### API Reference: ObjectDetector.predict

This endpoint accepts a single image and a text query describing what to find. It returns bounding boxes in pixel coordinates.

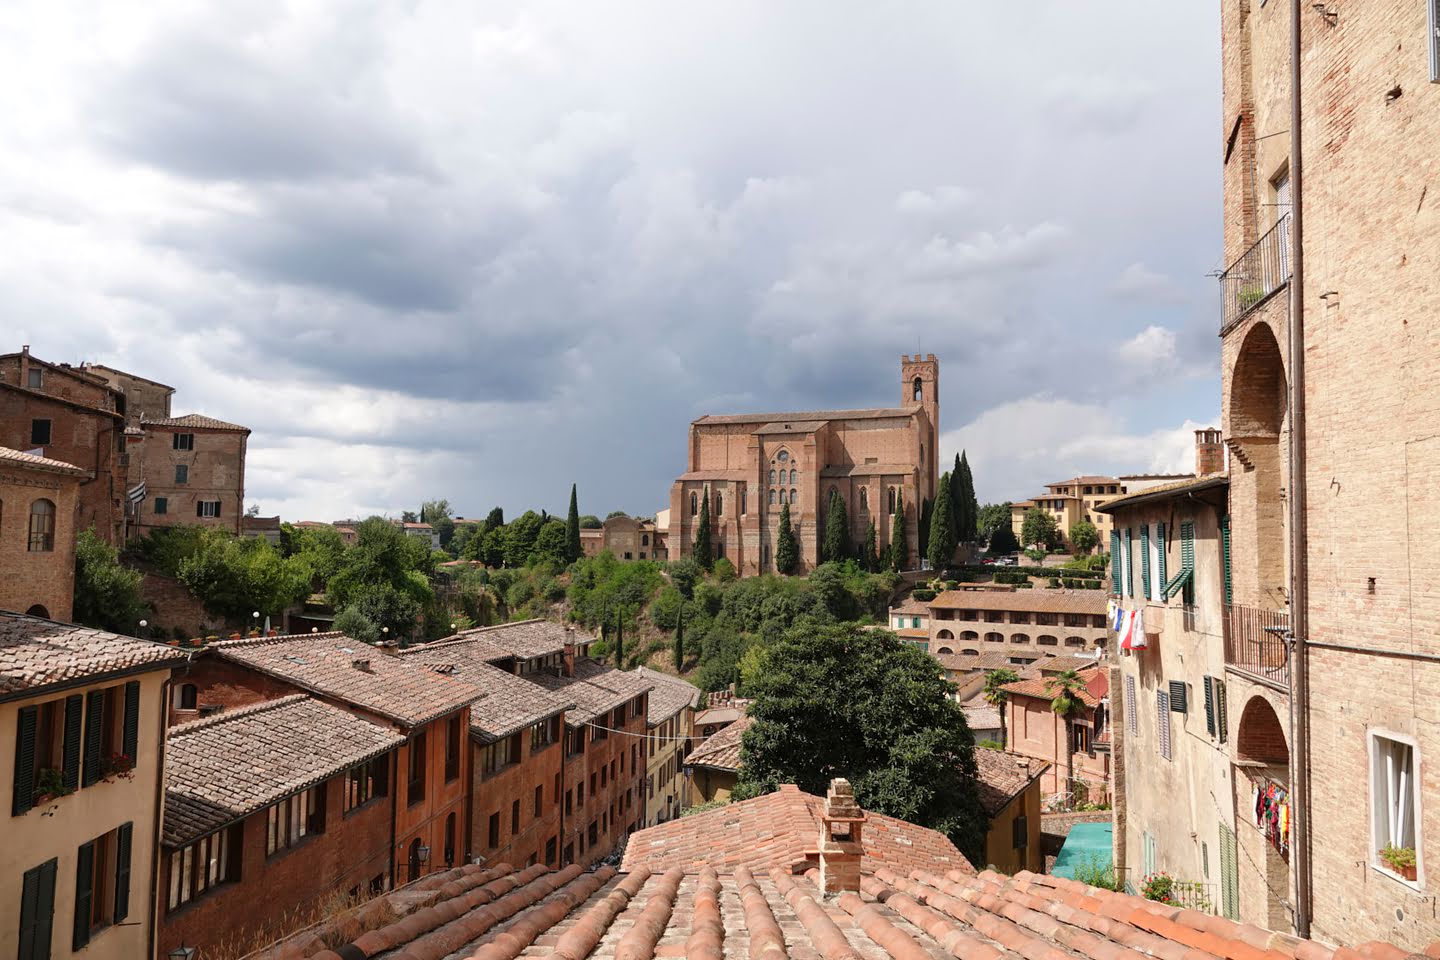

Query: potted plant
[102,752,136,782]
[1140,872,1177,904]
[32,767,67,805]
[1381,845,1417,881]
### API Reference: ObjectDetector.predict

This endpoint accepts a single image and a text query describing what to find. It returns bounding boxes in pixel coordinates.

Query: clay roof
[973,748,1048,815]
[929,589,1107,615]
[694,704,747,727]
[1000,666,1108,708]
[208,632,482,728]
[162,695,404,846]
[1025,653,1105,676]
[1046,475,1123,487]
[398,641,573,743]
[622,783,972,876]
[820,462,919,478]
[895,628,929,640]
[400,521,434,530]
[934,651,1043,674]
[694,406,919,426]
[632,667,701,725]
[753,420,826,434]
[889,597,931,616]
[962,703,1002,732]
[1096,473,1229,513]
[688,714,752,772]
[0,612,184,700]
[432,619,589,661]
[141,413,249,432]
[524,658,655,726]
[0,445,90,477]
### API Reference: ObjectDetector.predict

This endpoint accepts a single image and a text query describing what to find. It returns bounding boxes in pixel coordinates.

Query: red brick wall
[130,425,247,537]
[561,700,649,864]
[177,657,300,719]
[141,572,226,639]
[394,709,470,884]
[157,765,394,957]
[0,465,80,620]
[472,731,564,869]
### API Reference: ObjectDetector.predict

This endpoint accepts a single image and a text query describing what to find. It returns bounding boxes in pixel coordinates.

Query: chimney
[562,626,576,677]
[818,778,865,895]
[1015,757,1031,776]
[1195,428,1225,476]
[352,658,372,673]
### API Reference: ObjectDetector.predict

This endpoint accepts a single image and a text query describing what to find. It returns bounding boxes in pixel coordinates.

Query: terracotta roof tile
[398,640,572,742]
[688,714,751,771]
[163,695,404,846]
[431,619,592,661]
[0,612,184,698]
[1096,473,1228,513]
[632,667,701,725]
[973,748,1047,815]
[141,412,249,432]
[929,589,1108,614]
[694,406,919,425]
[209,632,482,728]
[0,445,89,477]
[524,657,654,726]
[889,598,931,616]
[1000,665,1108,707]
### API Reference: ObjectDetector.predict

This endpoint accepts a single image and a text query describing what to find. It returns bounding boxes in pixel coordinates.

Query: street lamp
[138,619,147,639]
[167,947,196,960]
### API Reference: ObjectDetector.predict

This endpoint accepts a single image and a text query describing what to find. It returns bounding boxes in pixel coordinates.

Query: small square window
[30,419,52,445]
[173,433,195,451]
[197,500,221,519]
[26,368,43,389]
[154,497,169,516]
[175,464,189,485]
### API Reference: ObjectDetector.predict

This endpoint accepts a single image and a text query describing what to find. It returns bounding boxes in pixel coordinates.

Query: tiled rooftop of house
[524,657,655,726]
[694,702,749,727]
[961,703,1002,732]
[163,695,404,847]
[0,611,185,698]
[434,619,591,662]
[0,444,89,476]
[973,747,1048,816]
[929,589,1107,614]
[890,597,931,617]
[934,650,1044,674]
[399,640,573,743]
[208,632,484,728]
[632,667,701,725]
[1001,665,1108,708]
[141,412,250,431]
[687,714,752,772]
[1095,473,1228,513]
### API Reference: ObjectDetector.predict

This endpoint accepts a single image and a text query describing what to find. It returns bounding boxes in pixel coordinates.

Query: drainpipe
[1286,0,1311,939]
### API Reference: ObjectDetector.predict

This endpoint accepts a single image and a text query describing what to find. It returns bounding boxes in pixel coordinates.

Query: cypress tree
[693,488,712,569]
[776,503,799,574]
[614,610,625,667]
[863,519,878,572]
[823,489,851,563]
[928,472,956,571]
[565,483,582,563]
[957,451,978,542]
[890,492,907,571]
[674,603,685,671]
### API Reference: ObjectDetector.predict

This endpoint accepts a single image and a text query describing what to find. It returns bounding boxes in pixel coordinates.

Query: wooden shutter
[1012,814,1027,850]
[122,681,140,764]
[1219,824,1240,920]
[18,858,57,960]
[1181,521,1196,603]
[1156,523,1167,595]
[196,500,204,517]
[13,704,38,816]
[62,695,83,792]
[114,822,133,922]
[73,839,95,950]
[1221,515,1233,606]
[1125,676,1137,734]
[1168,680,1188,714]
[1141,525,1151,600]
[1110,532,1122,592]
[1124,529,1134,597]
[1203,676,1216,737]
[1216,679,1229,743]
[1157,691,1172,760]
[82,690,103,787]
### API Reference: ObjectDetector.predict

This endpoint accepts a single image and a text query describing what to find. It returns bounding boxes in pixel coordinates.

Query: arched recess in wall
[1236,696,1289,765]
[936,629,954,640]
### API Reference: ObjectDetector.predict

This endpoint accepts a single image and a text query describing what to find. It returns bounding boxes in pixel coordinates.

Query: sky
[0,0,1223,521]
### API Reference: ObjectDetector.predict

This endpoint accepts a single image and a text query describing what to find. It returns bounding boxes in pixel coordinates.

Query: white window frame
[1431,0,1440,83]
[198,500,221,519]
[1368,728,1423,886]
[1121,528,1132,598]
[1148,525,1161,601]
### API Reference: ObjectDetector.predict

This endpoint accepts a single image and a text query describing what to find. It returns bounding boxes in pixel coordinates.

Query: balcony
[1219,213,1291,333]
[1223,604,1290,689]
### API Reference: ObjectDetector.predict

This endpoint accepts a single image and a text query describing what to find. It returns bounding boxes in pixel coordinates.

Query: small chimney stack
[1194,428,1225,476]
[818,778,865,895]
[352,658,372,673]
[562,626,576,677]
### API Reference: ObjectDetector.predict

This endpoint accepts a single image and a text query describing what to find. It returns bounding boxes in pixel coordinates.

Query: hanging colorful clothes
[1253,780,1290,855]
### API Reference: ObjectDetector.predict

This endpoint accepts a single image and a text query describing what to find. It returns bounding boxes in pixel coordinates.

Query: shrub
[1072,854,1121,891]
[912,588,937,601]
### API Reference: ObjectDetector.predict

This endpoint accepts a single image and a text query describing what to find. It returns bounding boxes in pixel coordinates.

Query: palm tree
[1045,669,1088,806]
[982,668,1021,747]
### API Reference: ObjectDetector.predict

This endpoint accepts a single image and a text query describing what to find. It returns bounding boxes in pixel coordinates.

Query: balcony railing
[1223,604,1290,688]
[1219,213,1291,331]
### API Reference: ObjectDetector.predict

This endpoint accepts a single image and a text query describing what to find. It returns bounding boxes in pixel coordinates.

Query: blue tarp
[1050,821,1113,879]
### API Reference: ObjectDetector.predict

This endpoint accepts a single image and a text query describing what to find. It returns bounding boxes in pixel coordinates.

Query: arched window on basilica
[714,493,723,515]
[789,468,797,484]
[779,490,787,505]
[770,468,776,484]
[912,376,923,401]
[769,489,776,505]
[859,487,868,512]
[790,488,798,505]
[887,487,897,514]
[689,492,698,516]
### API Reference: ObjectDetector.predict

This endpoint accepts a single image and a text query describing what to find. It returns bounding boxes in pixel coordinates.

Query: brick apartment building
[0,446,87,621]
[633,666,700,826]
[3,613,183,960]
[126,414,249,537]
[925,588,1110,657]
[157,695,405,957]
[578,514,665,562]
[0,348,126,545]
[667,355,939,575]
[176,632,480,887]
[1000,665,1111,805]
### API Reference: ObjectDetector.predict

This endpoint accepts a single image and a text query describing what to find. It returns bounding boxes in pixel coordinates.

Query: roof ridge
[169,693,310,737]
[210,630,348,650]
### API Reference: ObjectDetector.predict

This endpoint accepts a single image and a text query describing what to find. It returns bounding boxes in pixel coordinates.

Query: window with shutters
[73,822,132,949]
[1162,521,1195,603]
[18,857,58,960]
[166,824,241,912]
[1157,690,1172,760]
[154,496,168,515]
[197,500,222,518]
[13,686,134,816]
[1140,525,1151,599]
[1110,531,1122,593]
[1012,814,1028,850]
[1221,515,1233,605]
[1202,676,1229,742]
[444,714,462,782]
[265,785,325,856]
[1121,529,1133,597]
[1125,675,1138,735]
[1219,825,1240,920]
[174,464,189,485]
[1369,731,1422,883]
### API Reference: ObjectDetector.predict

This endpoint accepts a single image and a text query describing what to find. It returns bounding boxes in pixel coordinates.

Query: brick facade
[472,727,564,871]
[0,450,84,621]
[127,418,249,536]
[560,699,649,865]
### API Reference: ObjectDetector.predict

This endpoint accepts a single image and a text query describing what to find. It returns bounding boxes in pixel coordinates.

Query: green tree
[530,519,570,568]
[1021,507,1059,551]
[333,606,381,644]
[956,451,978,542]
[579,514,602,529]
[775,503,799,574]
[177,531,310,624]
[613,610,625,667]
[823,489,851,563]
[977,502,1012,541]
[918,497,933,564]
[667,557,703,599]
[421,499,455,551]
[73,529,148,633]
[501,511,546,568]
[343,582,422,642]
[485,507,505,529]
[565,484,583,563]
[606,510,630,520]
[401,510,419,523]
[674,602,686,671]
[327,517,435,629]
[1069,519,1100,555]
[291,524,347,585]
[1046,670,1088,798]
[982,668,1021,747]
[862,520,878,573]
[693,490,713,569]
[733,623,987,862]
[890,492,907,571]
[927,472,956,571]
[989,523,1020,556]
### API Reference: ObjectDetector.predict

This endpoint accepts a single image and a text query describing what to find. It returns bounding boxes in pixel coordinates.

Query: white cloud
[1110,261,1184,303]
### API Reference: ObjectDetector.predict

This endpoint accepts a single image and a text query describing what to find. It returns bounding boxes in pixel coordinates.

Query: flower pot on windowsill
[1380,846,1417,881]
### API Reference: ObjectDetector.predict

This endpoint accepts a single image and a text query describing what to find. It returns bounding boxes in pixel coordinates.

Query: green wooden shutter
[1203,676,1216,737]
[13,705,38,816]
[62,695,83,792]
[1141,525,1151,600]
[18,858,57,960]
[1110,532,1122,592]
[1216,679,1229,743]
[1219,824,1240,920]
[1156,523,1167,596]
[122,681,140,765]
[114,822,133,922]
[1221,515,1233,606]
[82,690,103,787]
[1181,522,1196,605]
[73,839,95,950]
[1124,529,1134,597]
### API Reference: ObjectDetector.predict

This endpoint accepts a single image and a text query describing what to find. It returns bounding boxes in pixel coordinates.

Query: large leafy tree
[927,472,956,571]
[775,503,799,574]
[977,502,1013,541]
[889,492,907,571]
[982,668,1021,747]
[327,517,434,638]
[421,499,455,551]
[955,452,978,542]
[178,530,311,624]
[565,484,583,563]
[693,490,712,569]
[1020,506,1060,551]
[73,529,148,633]
[530,520,570,568]
[734,623,987,863]
[823,489,851,563]
[501,511,546,568]
[862,520,878,573]
[1069,519,1100,555]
